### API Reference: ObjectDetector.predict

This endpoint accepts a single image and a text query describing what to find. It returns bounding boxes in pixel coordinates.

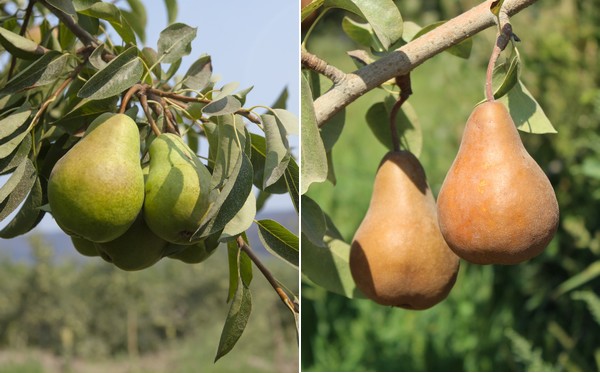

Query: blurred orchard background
[301,0,600,371]
[0,0,299,372]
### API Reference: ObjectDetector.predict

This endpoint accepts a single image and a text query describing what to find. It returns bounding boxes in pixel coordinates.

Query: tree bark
[311,0,538,126]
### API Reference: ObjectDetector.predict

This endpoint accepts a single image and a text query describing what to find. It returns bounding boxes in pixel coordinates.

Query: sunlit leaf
[0,27,46,59]
[300,75,327,194]
[366,99,422,156]
[301,195,326,248]
[210,114,246,189]
[0,134,31,175]
[181,54,212,91]
[215,275,252,362]
[500,80,557,134]
[157,23,196,64]
[0,51,69,95]
[262,114,291,188]
[202,96,242,117]
[0,158,37,222]
[0,177,44,238]
[46,0,78,21]
[222,192,256,240]
[256,219,299,267]
[164,0,178,24]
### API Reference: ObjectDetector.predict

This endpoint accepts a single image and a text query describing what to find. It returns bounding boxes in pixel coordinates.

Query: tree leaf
[0,51,69,95]
[0,27,46,59]
[157,23,197,64]
[271,87,288,110]
[124,0,147,43]
[553,261,600,298]
[213,82,240,101]
[182,54,212,91]
[341,17,375,46]
[221,192,256,240]
[302,0,324,21]
[46,0,78,21]
[248,134,289,194]
[226,238,252,302]
[78,46,143,100]
[140,47,161,80]
[325,0,403,50]
[215,275,252,362]
[301,195,326,247]
[0,109,32,142]
[500,80,557,134]
[320,109,345,151]
[0,114,33,160]
[210,115,246,189]
[492,51,520,100]
[262,114,291,189]
[0,158,37,222]
[272,108,299,136]
[412,21,472,59]
[256,219,299,267]
[0,134,31,175]
[300,75,327,194]
[301,235,365,299]
[285,156,300,213]
[163,0,178,24]
[79,2,136,44]
[0,177,44,238]
[202,96,242,117]
[88,44,108,70]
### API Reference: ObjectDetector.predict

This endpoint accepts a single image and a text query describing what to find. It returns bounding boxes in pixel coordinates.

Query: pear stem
[389,74,412,152]
[120,84,143,114]
[485,7,514,102]
[236,236,299,316]
[138,93,162,136]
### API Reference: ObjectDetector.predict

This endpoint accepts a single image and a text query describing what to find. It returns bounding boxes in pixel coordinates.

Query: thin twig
[485,9,514,102]
[301,50,346,85]
[119,84,143,114]
[236,236,299,315]
[138,92,161,136]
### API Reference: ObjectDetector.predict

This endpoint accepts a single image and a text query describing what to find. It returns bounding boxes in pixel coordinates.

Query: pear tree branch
[308,0,538,126]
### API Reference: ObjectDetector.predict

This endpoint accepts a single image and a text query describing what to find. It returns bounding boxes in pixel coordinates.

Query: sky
[0,0,300,233]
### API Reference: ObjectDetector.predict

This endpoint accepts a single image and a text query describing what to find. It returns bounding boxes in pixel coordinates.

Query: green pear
[48,114,144,242]
[95,214,167,271]
[70,236,99,257]
[143,133,212,244]
[165,232,221,264]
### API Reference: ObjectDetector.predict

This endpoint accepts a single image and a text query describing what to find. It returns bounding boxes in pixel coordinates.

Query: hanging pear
[143,133,212,244]
[437,101,559,265]
[350,151,460,310]
[48,114,144,242]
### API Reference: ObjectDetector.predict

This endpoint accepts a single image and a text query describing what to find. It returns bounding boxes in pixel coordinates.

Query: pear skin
[350,151,459,310]
[143,133,212,244]
[437,101,559,265]
[48,114,144,242]
[71,236,99,257]
[95,214,167,271]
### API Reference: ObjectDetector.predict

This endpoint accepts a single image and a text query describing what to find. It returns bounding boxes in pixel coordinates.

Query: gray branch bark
[311,0,538,126]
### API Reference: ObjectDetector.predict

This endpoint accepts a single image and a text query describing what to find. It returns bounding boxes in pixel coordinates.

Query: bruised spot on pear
[437,101,559,265]
[350,151,460,310]
[143,133,212,244]
[48,114,144,243]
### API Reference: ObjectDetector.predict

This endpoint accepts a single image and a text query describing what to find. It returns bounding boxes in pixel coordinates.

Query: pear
[95,214,167,271]
[350,151,460,310]
[437,101,559,265]
[71,236,99,257]
[144,133,212,244]
[48,114,144,242]
[165,238,220,264]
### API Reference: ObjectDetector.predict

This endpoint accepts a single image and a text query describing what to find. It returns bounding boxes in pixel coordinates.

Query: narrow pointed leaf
[157,23,197,64]
[0,177,44,238]
[262,114,291,188]
[164,0,178,24]
[500,80,557,134]
[78,46,143,100]
[0,158,37,222]
[300,75,327,194]
[256,219,299,267]
[285,157,299,212]
[222,192,256,240]
[0,27,46,59]
[301,195,326,247]
[0,134,31,175]
[46,0,78,20]
[273,108,299,136]
[215,280,252,362]
[182,54,212,90]
[0,52,69,95]
[210,115,246,189]
[0,109,32,142]
[202,96,242,117]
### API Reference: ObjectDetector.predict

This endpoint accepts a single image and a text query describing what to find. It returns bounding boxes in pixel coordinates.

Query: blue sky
[0,0,299,233]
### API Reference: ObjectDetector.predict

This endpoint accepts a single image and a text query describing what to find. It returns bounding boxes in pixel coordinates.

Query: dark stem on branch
[389,74,412,152]
[138,92,162,136]
[236,236,299,316]
[485,12,514,102]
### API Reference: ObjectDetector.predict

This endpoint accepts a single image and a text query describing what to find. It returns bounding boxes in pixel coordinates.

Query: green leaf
[181,54,212,91]
[202,96,242,117]
[325,0,403,50]
[79,2,136,44]
[341,17,375,46]
[210,115,246,189]
[78,46,143,100]
[88,44,108,70]
[0,27,46,59]
[0,115,33,160]
[226,238,252,301]
[302,235,365,299]
[412,21,472,59]
[213,82,240,101]
[163,58,181,81]
[140,47,161,80]
[301,195,326,247]
[222,192,256,240]
[196,153,253,238]
[272,108,299,136]
[248,134,289,194]
[492,51,521,100]
[490,0,506,17]
[553,261,600,298]
[0,134,31,175]
[320,109,345,151]
[0,158,37,222]
[46,0,78,21]
[285,157,300,212]
[0,177,44,238]
[572,291,600,325]
[500,80,557,134]
[271,87,288,110]
[124,0,147,43]
[262,114,291,188]
[157,23,197,64]
[300,74,327,194]
[366,99,422,156]
[215,276,252,362]
[256,219,299,267]
[302,0,324,21]
[0,51,69,95]
[0,109,32,143]
[164,0,178,24]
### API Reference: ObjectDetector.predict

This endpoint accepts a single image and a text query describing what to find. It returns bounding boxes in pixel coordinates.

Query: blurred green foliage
[0,237,297,372]
[302,0,600,371]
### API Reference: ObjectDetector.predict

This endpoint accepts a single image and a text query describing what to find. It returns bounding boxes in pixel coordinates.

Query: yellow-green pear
[95,214,167,271]
[48,114,144,242]
[350,151,460,310]
[165,232,221,264]
[437,101,559,265]
[71,236,99,257]
[143,133,212,244]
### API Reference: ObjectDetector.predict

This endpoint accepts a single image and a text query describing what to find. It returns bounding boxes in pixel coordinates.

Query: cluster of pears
[48,113,218,271]
[350,101,558,310]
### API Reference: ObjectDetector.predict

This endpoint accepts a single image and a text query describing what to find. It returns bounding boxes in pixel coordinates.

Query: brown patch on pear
[437,101,559,265]
[350,151,459,310]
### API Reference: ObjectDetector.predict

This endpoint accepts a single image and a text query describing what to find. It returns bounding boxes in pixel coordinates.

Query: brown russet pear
[437,101,559,265]
[48,113,144,242]
[350,151,460,310]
